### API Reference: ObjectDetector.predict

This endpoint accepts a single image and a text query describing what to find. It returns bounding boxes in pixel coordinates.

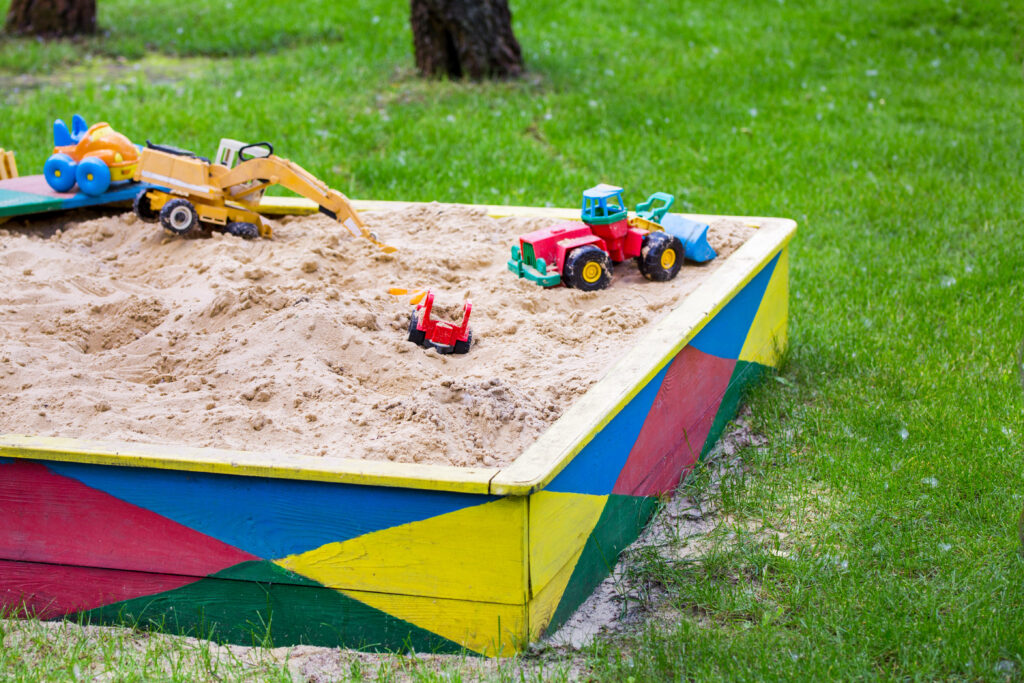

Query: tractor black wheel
[453,329,473,355]
[133,190,159,223]
[226,221,259,239]
[638,232,684,282]
[562,245,612,291]
[407,311,426,346]
[425,340,455,354]
[159,198,199,236]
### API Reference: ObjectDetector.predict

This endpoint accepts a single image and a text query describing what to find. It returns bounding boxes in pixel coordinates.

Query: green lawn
[1,0,1023,680]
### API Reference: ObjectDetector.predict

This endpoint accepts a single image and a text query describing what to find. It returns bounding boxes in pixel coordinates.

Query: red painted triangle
[0,461,257,616]
[0,559,202,620]
[612,346,736,497]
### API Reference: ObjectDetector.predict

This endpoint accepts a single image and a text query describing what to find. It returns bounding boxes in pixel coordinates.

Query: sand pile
[0,205,754,467]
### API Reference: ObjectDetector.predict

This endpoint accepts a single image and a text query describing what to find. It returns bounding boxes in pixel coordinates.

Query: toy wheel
[43,153,77,193]
[562,245,612,291]
[407,311,426,346]
[75,156,112,196]
[453,329,473,355]
[226,222,259,239]
[425,340,455,354]
[159,198,199,236]
[133,190,159,222]
[638,232,685,282]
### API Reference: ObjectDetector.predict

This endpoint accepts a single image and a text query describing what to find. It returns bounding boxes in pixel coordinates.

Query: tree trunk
[5,0,96,37]
[410,0,523,80]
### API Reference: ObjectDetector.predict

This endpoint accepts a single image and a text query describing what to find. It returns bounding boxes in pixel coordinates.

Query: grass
[1,0,1023,679]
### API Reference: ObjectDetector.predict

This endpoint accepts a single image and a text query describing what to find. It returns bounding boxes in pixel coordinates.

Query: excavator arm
[215,155,396,253]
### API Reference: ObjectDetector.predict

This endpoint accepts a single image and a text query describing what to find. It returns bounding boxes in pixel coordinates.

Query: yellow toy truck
[132,139,394,250]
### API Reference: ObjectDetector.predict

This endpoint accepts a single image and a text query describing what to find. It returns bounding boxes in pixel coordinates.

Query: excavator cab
[214,139,272,169]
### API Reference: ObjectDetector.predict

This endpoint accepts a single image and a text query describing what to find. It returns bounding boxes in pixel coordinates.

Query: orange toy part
[54,123,140,177]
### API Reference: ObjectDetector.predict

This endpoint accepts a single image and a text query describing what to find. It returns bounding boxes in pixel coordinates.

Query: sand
[0,205,754,468]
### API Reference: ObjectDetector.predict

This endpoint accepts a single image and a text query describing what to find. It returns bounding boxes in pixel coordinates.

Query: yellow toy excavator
[132,139,395,252]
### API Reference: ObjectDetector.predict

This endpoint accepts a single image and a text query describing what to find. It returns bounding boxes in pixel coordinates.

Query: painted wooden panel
[41,459,492,561]
[68,560,468,653]
[277,497,528,604]
[0,175,147,218]
[0,460,256,575]
[612,346,736,497]
[0,559,200,620]
[342,589,526,656]
[527,491,607,595]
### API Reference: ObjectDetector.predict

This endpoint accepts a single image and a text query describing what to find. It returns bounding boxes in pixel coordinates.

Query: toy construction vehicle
[43,115,141,196]
[507,184,716,291]
[406,290,473,354]
[131,138,395,251]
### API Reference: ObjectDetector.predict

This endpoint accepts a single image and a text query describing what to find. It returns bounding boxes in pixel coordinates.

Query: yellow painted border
[0,203,795,495]
[0,434,496,494]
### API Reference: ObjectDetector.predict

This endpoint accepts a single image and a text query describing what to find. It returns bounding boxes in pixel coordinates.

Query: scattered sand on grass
[0,206,753,467]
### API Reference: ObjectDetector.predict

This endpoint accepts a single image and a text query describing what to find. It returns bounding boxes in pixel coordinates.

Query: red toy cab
[407,290,472,354]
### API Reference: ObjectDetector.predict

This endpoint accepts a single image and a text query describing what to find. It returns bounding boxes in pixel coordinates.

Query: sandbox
[0,201,795,655]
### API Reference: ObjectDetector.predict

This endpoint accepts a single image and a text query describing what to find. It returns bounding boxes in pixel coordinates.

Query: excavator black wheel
[407,312,426,346]
[637,232,684,282]
[159,198,199,236]
[133,189,158,223]
[226,222,259,239]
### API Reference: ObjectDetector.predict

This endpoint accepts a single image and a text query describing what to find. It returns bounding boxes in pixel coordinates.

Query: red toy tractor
[407,290,472,354]
[507,183,685,291]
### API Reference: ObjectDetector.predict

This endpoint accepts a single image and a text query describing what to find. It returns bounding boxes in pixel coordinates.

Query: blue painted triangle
[43,460,494,560]
[546,363,670,495]
[690,251,780,360]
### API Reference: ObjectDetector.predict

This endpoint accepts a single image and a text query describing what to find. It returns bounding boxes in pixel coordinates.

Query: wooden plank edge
[0,435,497,494]
[489,218,796,496]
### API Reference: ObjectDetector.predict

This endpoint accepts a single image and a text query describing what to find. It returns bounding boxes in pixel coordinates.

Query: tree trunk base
[410,0,523,80]
[5,0,96,37]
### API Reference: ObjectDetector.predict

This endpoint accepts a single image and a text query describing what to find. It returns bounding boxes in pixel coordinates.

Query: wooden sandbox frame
[0,202,795,656]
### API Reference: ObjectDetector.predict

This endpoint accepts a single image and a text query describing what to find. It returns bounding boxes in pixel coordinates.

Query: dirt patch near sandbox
[0,206,754,467]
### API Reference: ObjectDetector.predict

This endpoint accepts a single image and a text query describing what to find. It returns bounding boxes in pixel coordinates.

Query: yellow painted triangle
[528,491,607,594]
[340,588,526,656]
[528,541,586,640]
[274,497,526,604]
[739,247,789,367]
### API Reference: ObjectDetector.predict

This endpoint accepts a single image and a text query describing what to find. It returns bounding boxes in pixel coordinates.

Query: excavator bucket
[661,213,717,263]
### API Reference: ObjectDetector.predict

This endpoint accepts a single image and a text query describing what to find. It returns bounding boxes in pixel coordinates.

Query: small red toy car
[407,290,472,354]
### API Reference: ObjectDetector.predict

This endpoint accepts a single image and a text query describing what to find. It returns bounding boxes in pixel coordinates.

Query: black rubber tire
[425,341,455,354]
[562,245,612,291]
[637,232,685,282]
[159,198,199,236]
[133,190,159,223]
[226,221,259,239]
[453,329,473,355]
[407,311,426,346]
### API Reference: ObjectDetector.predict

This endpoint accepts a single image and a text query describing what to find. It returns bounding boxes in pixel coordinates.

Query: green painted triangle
[210,559,321,586]
[547,494,658,633]
[700,359,770,458]
[73,560,466,653]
